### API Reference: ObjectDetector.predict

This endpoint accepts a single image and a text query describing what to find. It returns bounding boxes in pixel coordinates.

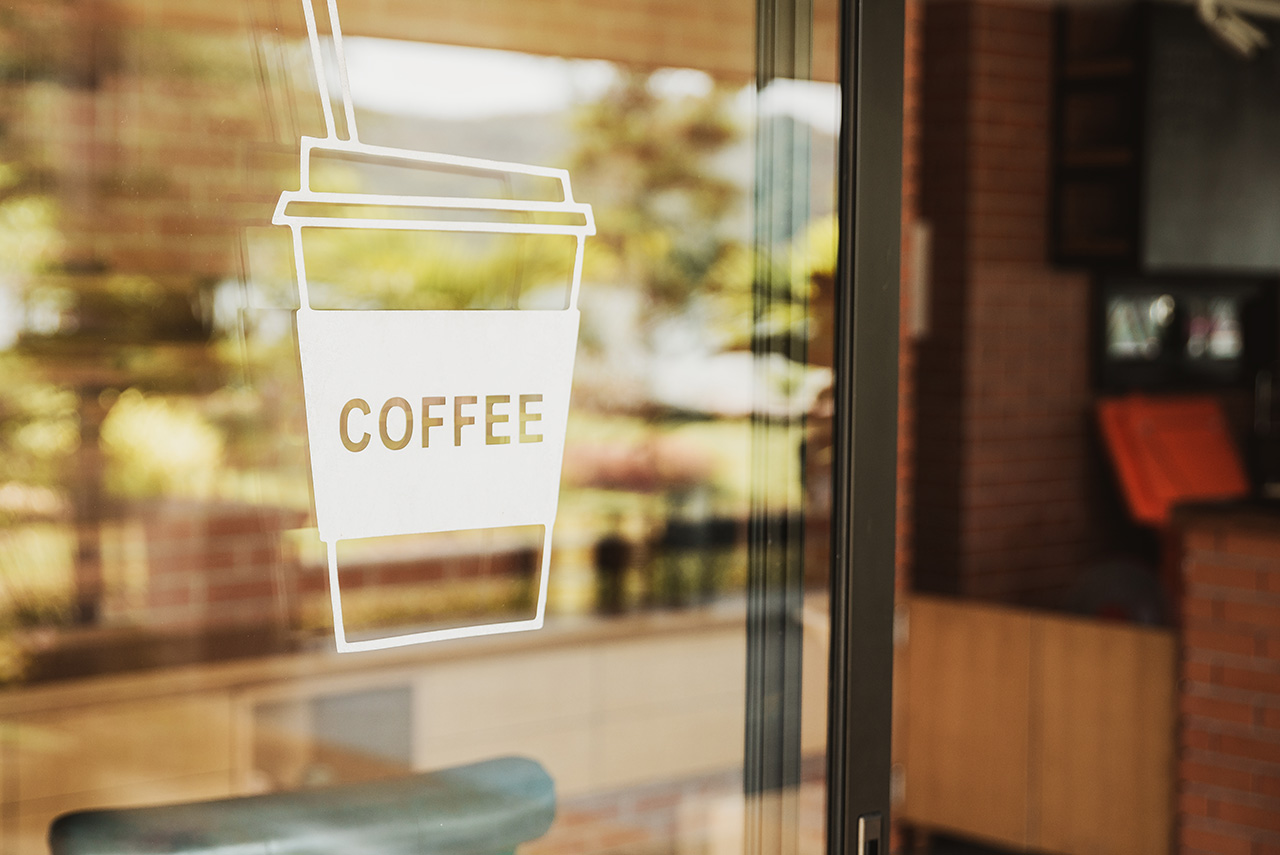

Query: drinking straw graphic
[274,0,594,652]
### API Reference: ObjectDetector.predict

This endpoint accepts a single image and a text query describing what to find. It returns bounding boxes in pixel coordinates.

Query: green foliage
[298,576,534,635]
[796,214,838,281]
[0,191,60,277]
[0,358,79,492]
[100,389,224,499]
[297,228,576,311]
[254,159,579,311]
[749,214,838,352]
[0,523,74,627]
[126,27,259,83]
[570,70,744,307]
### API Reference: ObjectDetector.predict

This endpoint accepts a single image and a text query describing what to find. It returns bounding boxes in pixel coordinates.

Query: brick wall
[914,0,972,597]
[897,0,921,592]
[5,2,304,633]
[1178,515,1280,855]
[12,2,292,278]
[891,6,920,850]
[5,0,848,639]
[139,502,306,627]
[104,0,766,83]
[913,0,1100,606]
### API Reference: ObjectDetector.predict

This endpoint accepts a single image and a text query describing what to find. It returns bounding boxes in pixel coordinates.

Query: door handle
[857,813,883,855]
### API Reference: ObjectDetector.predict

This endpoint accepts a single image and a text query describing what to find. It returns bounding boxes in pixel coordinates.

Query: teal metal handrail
[50,756,555,855]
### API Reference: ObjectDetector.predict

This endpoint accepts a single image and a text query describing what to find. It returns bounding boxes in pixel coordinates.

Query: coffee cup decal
[274,0,594,652]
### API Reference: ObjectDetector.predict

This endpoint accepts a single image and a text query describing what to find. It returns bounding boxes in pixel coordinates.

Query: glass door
[0,1,900,854]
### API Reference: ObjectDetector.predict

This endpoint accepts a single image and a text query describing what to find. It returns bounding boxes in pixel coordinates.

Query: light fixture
[1193,0,1280,57]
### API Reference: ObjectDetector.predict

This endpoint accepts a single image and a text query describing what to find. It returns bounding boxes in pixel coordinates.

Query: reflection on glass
[0,6,836,855]
[1186,296,1242,360]
[253,686,414,791]
[316,528,541,641]
[1105,293,1174,359]
[1106,292,1245,364]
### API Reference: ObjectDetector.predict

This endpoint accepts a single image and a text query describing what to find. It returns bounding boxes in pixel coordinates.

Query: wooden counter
[897,595,1176,855]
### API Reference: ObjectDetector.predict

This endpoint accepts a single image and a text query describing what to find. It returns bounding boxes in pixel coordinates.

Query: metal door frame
[827,0,904,850]
[745,0,903,850]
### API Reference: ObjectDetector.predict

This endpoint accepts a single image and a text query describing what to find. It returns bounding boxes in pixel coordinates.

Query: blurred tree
[0,7,245,626]
[292,226,576,311]
[567,70,822,363]
[570,69,746,315]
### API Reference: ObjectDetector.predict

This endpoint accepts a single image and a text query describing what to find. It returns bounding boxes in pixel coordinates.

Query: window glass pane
[0,2,840,854]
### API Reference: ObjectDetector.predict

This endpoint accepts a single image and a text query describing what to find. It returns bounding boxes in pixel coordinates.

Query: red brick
[914,0,1100,604]
[1218,666,1280,697]
[1261,569,1280,595]
[1221,600,1280,630]
[1218,733,1280,766]
[596,828,651,849]
[196,547,239,571]
[1185,596,1220,621]
[238,545,281,567]
[1213,800,1280,834]
[1182,694,1256,726]
[296,575,327,595]
[1180,791,1212,819]
[1184,728,1220,752]
[1180,824,1253,855]
[146,586,193,609]
[1255,773,1280,800]
[1181,759,1254,793]
[206,513,266,537]
[377,562,449,585]
[1185,526,1226,553]
[1185,659,1218,684]
[207,580,276,603]
[1186,626,1259,658]
[1188,560,1264,592]
[1224,531,1280,563]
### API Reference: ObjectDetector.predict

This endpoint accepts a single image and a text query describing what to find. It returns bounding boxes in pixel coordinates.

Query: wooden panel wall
[1036,616,1176,855]
[901,597,1032,849]
[898,595,1176,855]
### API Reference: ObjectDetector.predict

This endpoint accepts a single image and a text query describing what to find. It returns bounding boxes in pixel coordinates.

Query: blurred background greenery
[0,8,834,679]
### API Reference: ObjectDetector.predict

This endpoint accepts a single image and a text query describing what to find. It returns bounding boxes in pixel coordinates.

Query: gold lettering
[421,396,444,447]
[455,395,477,446]
[340,398,371,452]
[486,395,511,445]
[519,394,543,444]
[379,397,412,450]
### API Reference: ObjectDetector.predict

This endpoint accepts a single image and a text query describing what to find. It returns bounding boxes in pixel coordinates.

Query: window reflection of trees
[0,11,829,680]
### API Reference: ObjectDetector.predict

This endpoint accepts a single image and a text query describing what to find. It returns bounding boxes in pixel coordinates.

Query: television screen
[1097,277,1274,390]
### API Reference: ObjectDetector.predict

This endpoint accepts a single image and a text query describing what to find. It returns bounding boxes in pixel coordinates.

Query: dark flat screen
[1144,5,1280,273]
